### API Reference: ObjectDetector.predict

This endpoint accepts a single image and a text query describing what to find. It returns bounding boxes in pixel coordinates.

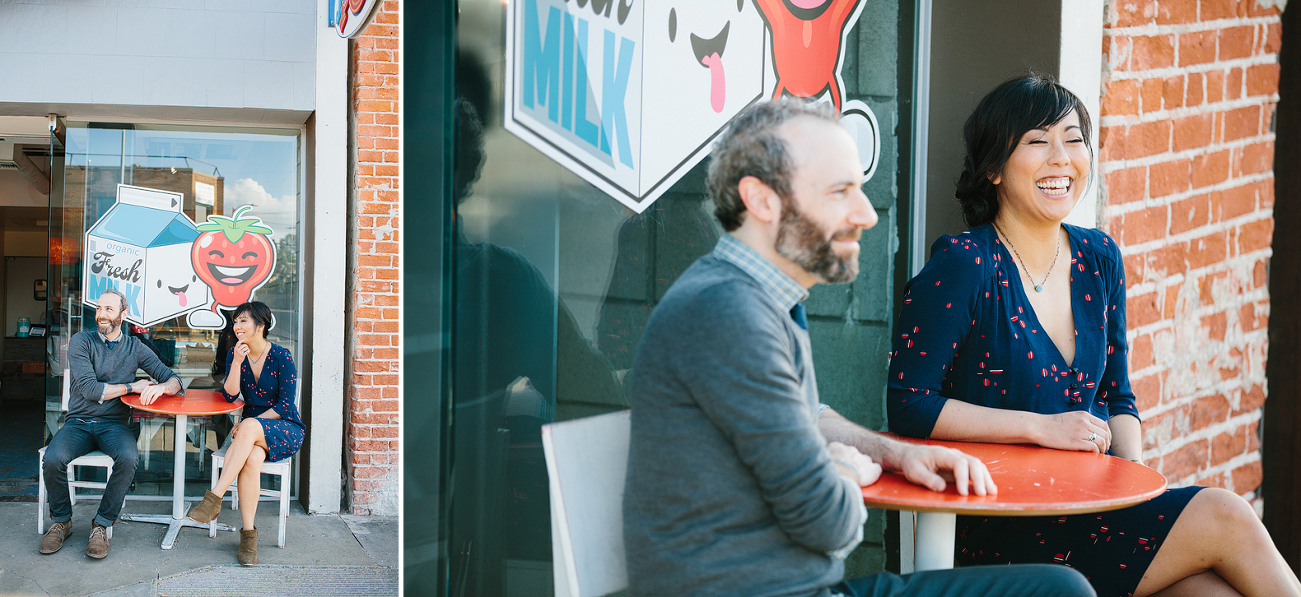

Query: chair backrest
[60,368,70,412]
[541,409,630,597]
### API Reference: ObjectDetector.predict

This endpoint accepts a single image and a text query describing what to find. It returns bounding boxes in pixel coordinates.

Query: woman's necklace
[248,343,268,365]
[994,222,1060,293]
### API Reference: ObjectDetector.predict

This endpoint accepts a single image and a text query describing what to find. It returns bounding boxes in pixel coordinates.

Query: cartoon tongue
[701,52,725,113]
[173,291,187,307]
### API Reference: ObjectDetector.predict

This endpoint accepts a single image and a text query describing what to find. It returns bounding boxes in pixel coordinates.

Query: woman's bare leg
[212,419,267,497]
[1148,571,1240,597]
[1135,488,1300,597]
[237,447,266,531]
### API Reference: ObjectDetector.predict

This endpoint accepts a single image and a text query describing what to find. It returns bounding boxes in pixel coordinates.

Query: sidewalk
[0,500,396,597]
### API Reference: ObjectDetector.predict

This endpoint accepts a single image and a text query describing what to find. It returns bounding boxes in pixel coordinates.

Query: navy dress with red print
[222,343,306,463]
[887,223,1202,597]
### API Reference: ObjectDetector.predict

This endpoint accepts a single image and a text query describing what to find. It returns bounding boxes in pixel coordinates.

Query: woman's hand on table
[894,442,998,497]
[1036,411,1111,453]
[827,441,883,487]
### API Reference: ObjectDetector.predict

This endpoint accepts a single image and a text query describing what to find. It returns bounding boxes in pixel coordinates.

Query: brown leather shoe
[39,521,72,554]
[86,524,110,559]
[238,528,257,565]
[187,490,223,524]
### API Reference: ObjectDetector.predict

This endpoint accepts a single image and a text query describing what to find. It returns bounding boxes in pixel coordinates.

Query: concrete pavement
[0,499,396,597]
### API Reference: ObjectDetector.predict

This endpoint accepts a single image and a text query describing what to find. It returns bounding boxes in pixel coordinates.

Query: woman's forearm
[1108,413,1142,461]
[931,399,1046,444]
[223,367,242,397]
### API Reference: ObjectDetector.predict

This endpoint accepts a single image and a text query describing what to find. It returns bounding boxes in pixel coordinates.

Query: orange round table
[863,438,1167,571]
[120,390,243,549]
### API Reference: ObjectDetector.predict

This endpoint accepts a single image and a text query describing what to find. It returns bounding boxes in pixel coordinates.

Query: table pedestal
[913,511,957,571]
[120,413,236,548]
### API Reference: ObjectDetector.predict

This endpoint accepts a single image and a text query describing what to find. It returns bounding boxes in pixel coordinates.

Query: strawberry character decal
[753,0,863,110]
[185,206,276,330]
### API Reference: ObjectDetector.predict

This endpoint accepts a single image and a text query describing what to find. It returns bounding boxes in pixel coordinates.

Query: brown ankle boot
[187,490,222,524]
[238,528,257,565]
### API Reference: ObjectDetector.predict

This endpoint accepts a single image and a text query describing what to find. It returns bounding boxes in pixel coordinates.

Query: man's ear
[737,176,781,225]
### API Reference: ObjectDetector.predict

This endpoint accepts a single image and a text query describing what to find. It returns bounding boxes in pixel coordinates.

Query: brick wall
[1099,0,1280,506]
[347,0,400,516]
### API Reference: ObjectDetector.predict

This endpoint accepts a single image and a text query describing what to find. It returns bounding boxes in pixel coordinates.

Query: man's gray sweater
[623,254,863,597]
[67,330,179,423]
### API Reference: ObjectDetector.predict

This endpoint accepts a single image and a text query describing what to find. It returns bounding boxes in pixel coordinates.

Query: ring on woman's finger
[1088,433,1097,442]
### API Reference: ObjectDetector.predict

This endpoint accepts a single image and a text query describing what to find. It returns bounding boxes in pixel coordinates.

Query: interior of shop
[0,119,60,502]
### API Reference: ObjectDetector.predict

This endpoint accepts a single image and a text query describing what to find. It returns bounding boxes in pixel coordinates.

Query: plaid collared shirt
[712,233,809,312]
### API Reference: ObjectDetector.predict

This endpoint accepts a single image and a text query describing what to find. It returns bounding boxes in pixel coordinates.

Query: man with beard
[623,101,1094,597]
[40,289,182,559]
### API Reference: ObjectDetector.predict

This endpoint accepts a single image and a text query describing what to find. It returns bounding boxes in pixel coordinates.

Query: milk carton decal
[82,185,212,326]
[505,0,880,213]
[185,206,276,330]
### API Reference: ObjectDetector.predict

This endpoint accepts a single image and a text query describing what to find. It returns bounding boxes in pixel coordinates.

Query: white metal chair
[542,410,631,597]
[208,444,292,548]
[37,370,120,539]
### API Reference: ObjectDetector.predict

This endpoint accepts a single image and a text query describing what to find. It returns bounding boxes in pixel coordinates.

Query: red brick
[1113,0,1156,26]
[1141,78,1164,113]
[1238,384,1267,414]
[1223,105,1261,141]
[1179,30,1217,67]
[1118,205,1169,245]
[1186,231,1230,269]
[1194,395,1232,432]
[1132,373,1162,411]
[1218,26,1255,60]
[1198,0,1236,20]
[1231,461,1263,493]
[1219,183,1258,221]
[1172,113,1212,152]
[1162,76,1185,109]
[1206,70,1226,103]
[1170,194,1211,234]
[1264,22,1283,54]
[1201,310,1228,341]
[1191,149,1231,188]
[1130,333,1155,370]
[1132,35,1176,70]
[1236,218,1274,255]
[1226,67,1244,100]
[1237,141,1275,176]
[1156,0,1197,24]
[1149,159,1191,197]
[1112,121,1172,159]
[1161,439,1208,480]
[1103,79,1141,116]
[1245,63,1280,97]
[1104,166,1147,203]
[1253,259,1268,289]
[1164,280,1183,316]
[1149,243,1189,278]
[1128,291,1164,328]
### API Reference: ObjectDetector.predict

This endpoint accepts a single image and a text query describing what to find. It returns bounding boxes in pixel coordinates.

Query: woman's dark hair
[232,302,274,338]
[956,74,1093,227]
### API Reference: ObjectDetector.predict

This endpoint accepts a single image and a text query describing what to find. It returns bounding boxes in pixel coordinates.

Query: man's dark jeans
[43,417,138,528]
[833,563,1095,597]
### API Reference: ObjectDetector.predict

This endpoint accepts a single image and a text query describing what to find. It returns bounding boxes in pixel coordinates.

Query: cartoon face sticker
[638,0,767,186]
[185,206,276,330]
[147,266,211,317]
[753,0,864,109]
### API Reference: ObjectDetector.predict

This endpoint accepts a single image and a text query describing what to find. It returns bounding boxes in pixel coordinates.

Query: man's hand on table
[828,441,883,486]
[138,383,169,405]
[892,442,997,497]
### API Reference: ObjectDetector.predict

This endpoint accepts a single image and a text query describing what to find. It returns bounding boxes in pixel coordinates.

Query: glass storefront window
[49,123,301,497]
[431,0,915,594]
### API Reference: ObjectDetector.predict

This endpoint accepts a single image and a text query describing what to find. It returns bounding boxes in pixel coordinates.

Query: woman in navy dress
[186,301,305,566]
[887,75,1299,597]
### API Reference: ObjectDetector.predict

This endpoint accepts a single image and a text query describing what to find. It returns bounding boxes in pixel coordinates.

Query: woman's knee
[1191,487,1264,538]
[235,419,264,441]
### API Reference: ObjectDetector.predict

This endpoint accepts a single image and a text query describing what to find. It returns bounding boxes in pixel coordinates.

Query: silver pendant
[1034,284,1044,292]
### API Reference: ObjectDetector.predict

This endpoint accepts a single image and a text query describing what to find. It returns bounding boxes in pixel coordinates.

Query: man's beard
[775,198,861,284]
[97,313,123,335]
